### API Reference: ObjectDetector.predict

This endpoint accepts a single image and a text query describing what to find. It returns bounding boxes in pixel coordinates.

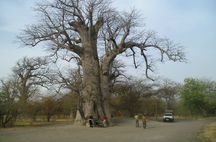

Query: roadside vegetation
[199,122,216,142]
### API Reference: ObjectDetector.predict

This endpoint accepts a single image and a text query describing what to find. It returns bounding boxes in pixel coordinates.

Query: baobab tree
[18,0,185,123]
[11,57,50,116]
[12,57,50,104]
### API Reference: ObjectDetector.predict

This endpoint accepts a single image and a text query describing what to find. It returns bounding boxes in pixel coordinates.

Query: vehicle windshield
[164,113,173,116]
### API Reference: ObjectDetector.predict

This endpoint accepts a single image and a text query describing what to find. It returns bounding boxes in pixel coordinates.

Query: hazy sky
[0,0,216,83]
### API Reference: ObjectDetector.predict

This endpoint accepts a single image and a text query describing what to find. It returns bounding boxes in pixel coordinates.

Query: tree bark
[80,30,104,119]
[100,55,116,125]
[100,73,112,124]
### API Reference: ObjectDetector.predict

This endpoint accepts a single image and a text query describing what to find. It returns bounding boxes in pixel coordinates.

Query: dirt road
[0,118,213,142]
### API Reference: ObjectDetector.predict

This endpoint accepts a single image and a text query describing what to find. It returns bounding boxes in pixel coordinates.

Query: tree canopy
[180,78,216,115]
[18,0,186,122]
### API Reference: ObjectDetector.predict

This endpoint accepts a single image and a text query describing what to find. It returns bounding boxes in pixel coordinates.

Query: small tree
[205,81,216,115]
[112,80,148,116]
[140,98,164,117]
[58,93,78,118]
[0,80,18,128]
[41,96,58,122]
[180,78,211,116]
[111,85,134,116]
[26,101,42,121]
[156,79,180,111]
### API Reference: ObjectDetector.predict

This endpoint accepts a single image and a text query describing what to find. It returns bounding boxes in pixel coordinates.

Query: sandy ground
[0,118,213,142]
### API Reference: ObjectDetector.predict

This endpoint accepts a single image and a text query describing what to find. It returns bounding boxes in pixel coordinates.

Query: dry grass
[199,122,216,142]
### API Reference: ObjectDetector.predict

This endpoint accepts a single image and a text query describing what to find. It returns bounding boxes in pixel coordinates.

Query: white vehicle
[163,113,174,122]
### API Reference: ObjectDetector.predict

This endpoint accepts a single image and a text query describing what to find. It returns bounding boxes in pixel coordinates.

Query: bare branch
[130,48,138,68]
[101,9,186,80]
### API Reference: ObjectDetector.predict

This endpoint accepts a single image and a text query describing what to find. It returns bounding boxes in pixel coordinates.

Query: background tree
[111,79,156,117]
[0,80,18,128]
[111,82,142,117]
[18,0,186,122]
[12,57,50,116]
[58,93,78,118]
[205,81,216,115]
[139,98,164,118]
[50,66,84,117]
[180,78,216,116]
[25,101,42,122]
[156,79,180,112]
[41,96,58,122]
[12,57,50,103]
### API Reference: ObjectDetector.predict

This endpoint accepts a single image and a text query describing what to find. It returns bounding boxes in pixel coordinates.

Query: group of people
[134,114,147,129]
[87,115,108,128]
[87,114,147,128]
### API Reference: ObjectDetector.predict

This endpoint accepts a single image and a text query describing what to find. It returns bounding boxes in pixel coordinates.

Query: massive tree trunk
[100,55,117,124]
[80,30,104,119]
[100,73,112,123]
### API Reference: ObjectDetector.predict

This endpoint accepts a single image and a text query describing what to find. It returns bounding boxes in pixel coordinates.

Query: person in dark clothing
[88,116,94,127]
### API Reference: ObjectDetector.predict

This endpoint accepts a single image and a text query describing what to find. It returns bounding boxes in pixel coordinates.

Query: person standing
[103,115,108,127]
[134,114,139,127]
[142,115,147,129]
[88,115,94,127]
